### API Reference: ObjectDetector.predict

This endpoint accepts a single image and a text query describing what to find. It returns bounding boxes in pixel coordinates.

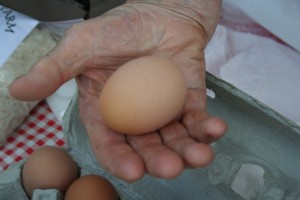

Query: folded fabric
[0,25,57,145]
[205,25,300,125]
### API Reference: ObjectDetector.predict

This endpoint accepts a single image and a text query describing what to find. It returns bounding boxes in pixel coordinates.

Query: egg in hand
[99,56,187,135]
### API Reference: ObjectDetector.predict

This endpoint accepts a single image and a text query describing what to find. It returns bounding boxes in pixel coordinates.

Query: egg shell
[64,175,118,200]
[21,146,79,197]
[99,56,187,134]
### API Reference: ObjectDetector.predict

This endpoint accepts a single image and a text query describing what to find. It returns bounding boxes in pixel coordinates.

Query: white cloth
[205,25,300,125]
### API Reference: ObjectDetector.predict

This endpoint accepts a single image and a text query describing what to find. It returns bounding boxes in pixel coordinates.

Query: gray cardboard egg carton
[66,73,300,200]
[1,73,300,200]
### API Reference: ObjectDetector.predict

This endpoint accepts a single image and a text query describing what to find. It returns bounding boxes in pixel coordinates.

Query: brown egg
[64,175,119,200]
[99,56,187,135]
[21,146,79,197]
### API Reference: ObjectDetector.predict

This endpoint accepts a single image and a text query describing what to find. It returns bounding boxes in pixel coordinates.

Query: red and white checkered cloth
[0,100,65,172]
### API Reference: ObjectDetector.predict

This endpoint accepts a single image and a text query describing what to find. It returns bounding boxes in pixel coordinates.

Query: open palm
[10,1,226,181]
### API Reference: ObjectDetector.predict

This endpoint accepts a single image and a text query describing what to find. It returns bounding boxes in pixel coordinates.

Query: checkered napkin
[0,100,65,172]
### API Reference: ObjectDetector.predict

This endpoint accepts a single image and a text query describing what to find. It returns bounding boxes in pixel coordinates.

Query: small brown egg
[21,146,79,197]
[99,56,187,135]
[64,175,119,200]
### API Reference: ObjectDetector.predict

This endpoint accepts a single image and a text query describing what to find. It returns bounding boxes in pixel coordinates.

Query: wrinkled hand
[10,0,226,181]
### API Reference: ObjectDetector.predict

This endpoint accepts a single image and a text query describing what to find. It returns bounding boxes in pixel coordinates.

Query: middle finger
[160,121,214,168]
[127,132,184,179]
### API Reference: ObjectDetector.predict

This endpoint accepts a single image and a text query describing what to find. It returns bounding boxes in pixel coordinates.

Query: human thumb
[9,58,64,101]
[9,31,89,101]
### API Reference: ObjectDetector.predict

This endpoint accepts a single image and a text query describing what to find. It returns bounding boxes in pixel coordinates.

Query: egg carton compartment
[32,189,63,200]
[0,160,29,199]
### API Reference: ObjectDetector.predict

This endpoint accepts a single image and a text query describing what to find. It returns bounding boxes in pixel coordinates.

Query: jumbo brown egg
[21,146,79,197]
[64,175,119,200]
[99,56,187,135]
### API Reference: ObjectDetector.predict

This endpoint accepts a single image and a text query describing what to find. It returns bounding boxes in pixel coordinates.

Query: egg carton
[1,73,300,200]
[61,80,300,200]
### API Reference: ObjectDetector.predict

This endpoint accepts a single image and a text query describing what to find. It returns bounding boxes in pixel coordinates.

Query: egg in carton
[0,160,64,200]
[0,153,69,200]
